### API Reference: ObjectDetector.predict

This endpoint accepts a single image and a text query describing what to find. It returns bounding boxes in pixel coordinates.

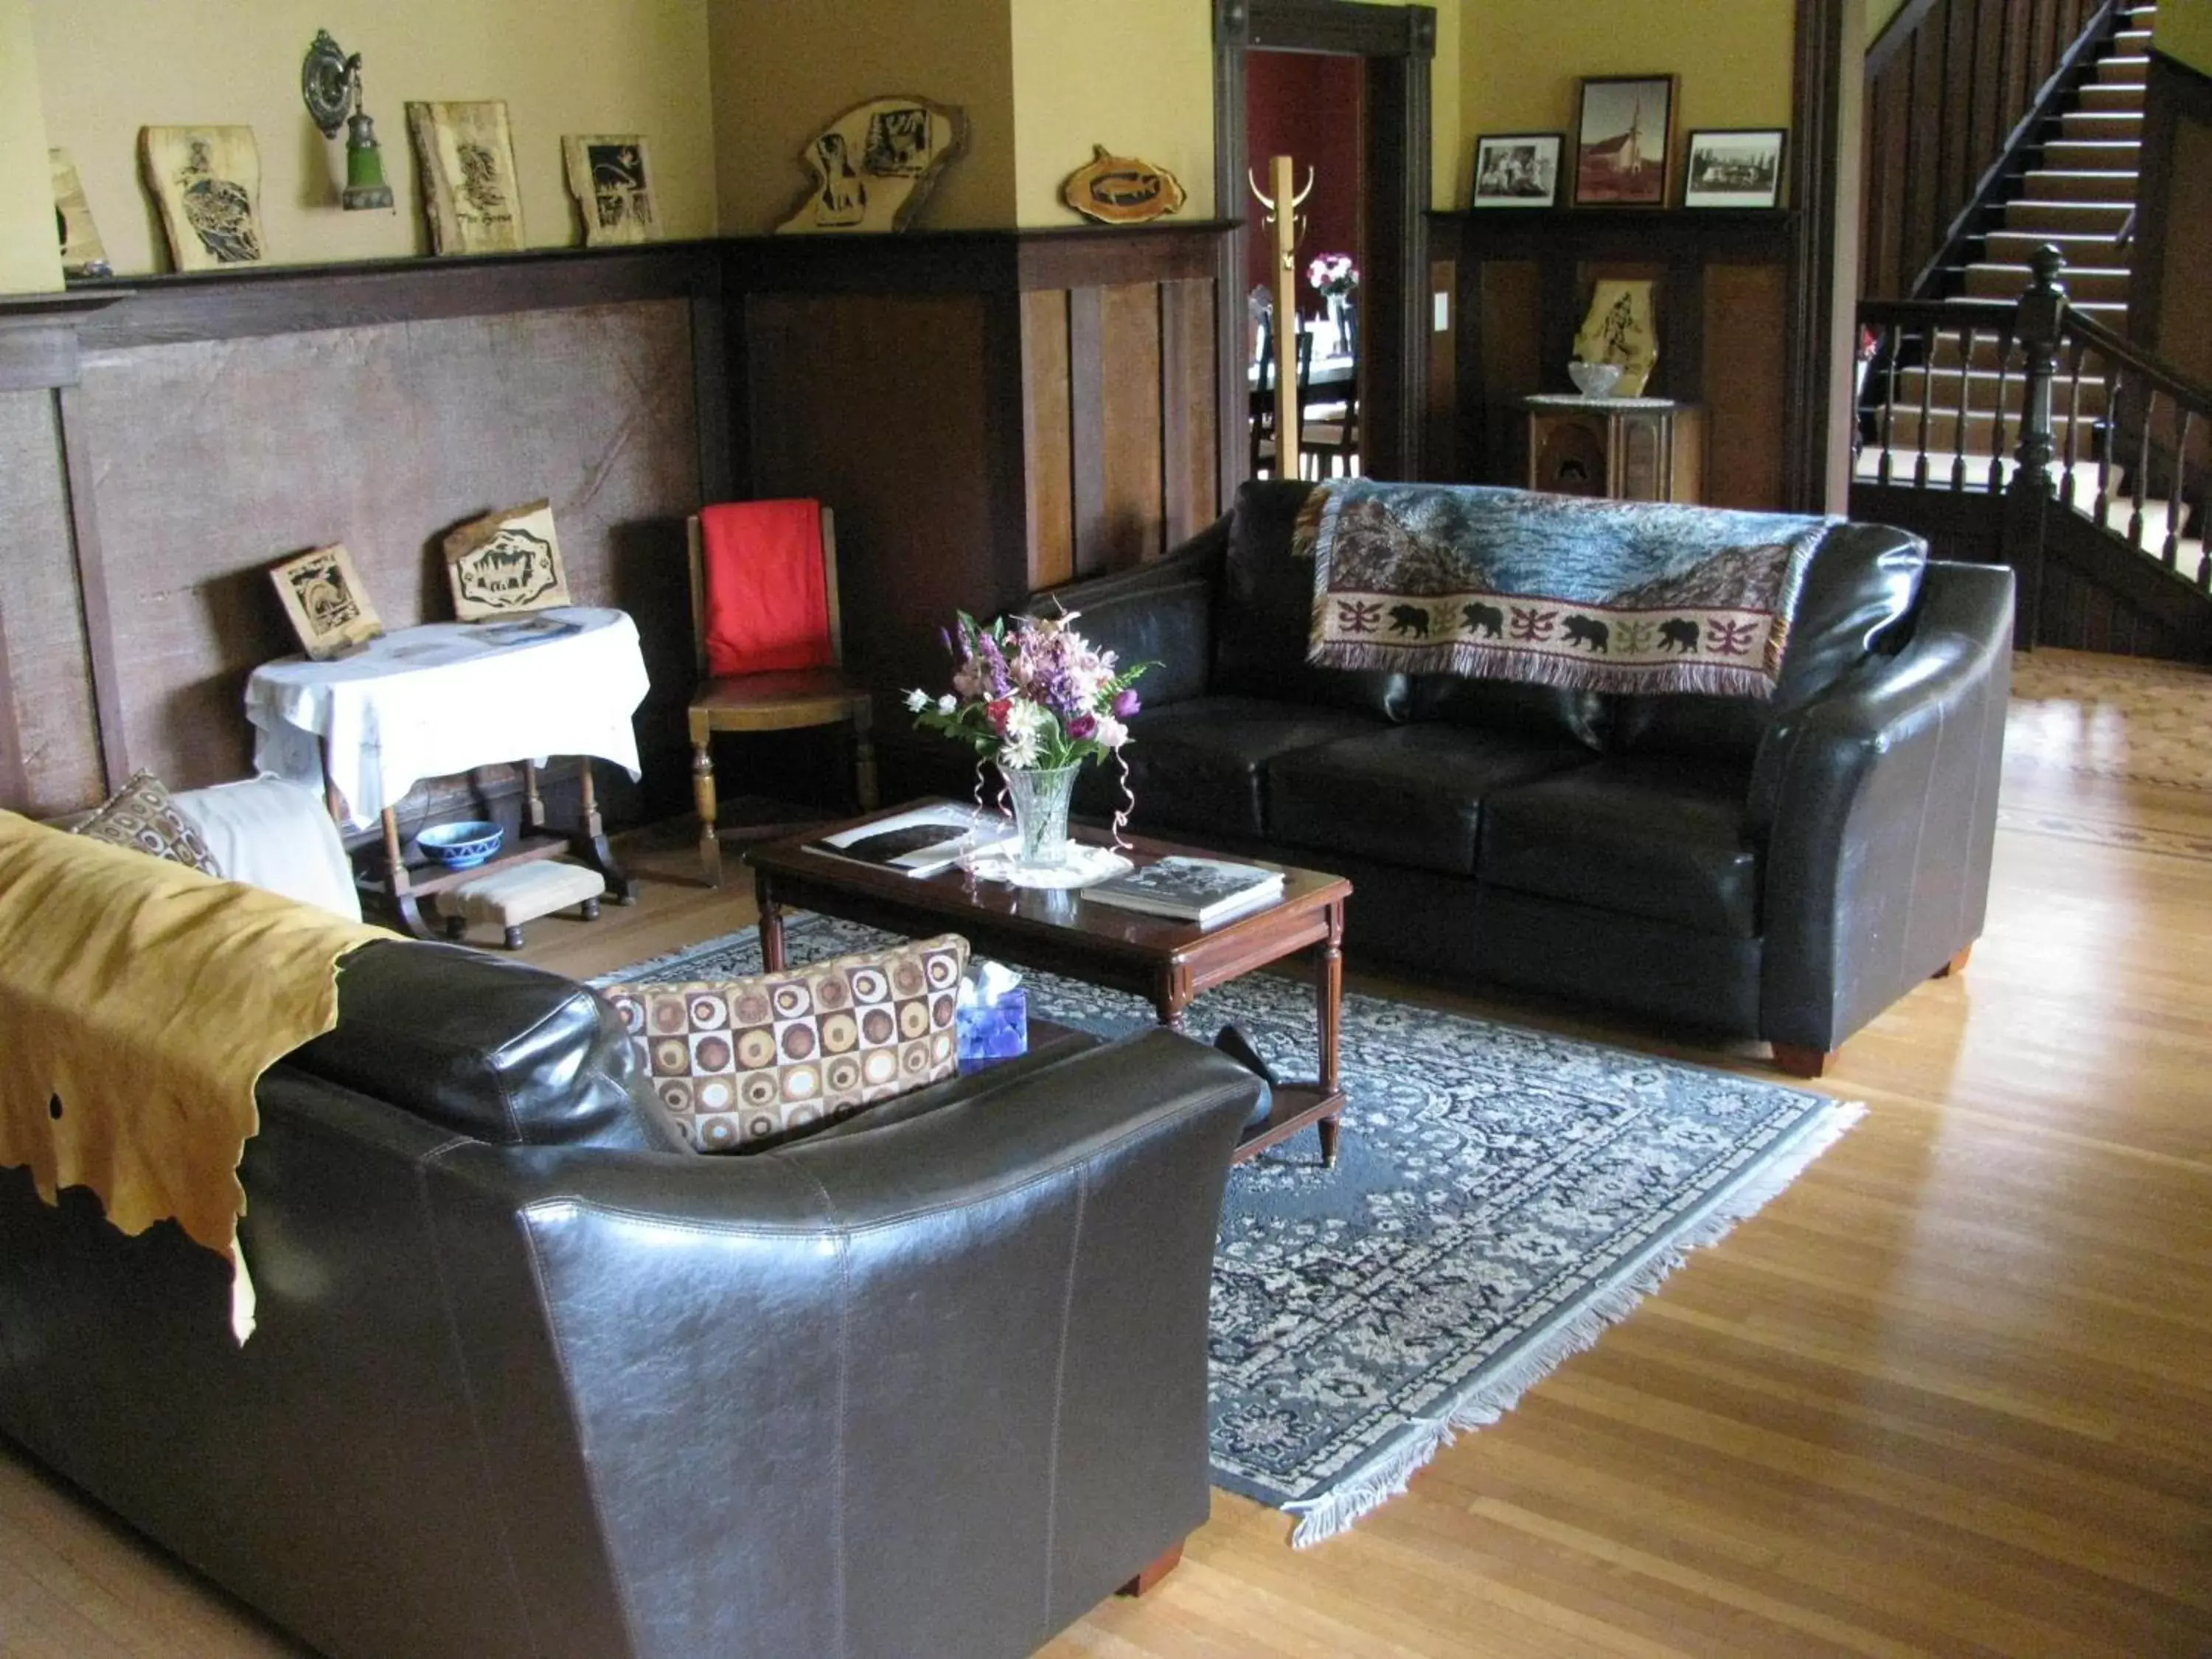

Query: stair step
[1886,365,2111,417]
[2115,28,2154,50]
[1879,407,2104,452]
[2098,53,2152,83]
[2057,108,2143,139]
[2021,167,2139,201]
[2003,198,2133,232]
[2079,82,2146,113]
[2040,138,2140,172]
[1853,450,2112,498]
[1984,229,2125,264]
[1963,261,2129,302]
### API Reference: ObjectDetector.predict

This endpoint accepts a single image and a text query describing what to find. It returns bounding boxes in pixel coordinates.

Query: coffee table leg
[1316,900,1344,1165]
[1153,965,1194,1034]
[756,870,787,971]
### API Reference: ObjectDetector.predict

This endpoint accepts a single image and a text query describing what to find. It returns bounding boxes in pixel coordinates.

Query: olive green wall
[27,0,716,275]
[0,0,62,294]
[2156,0,2212,77]
[708,0,1018,231]
[1458,0,1794,206]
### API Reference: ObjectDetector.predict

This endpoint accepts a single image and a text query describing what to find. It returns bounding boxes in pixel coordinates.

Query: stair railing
[1857,247,2211,641]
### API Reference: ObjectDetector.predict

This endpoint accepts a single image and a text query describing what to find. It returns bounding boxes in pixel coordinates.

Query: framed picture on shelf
[1471,133,1562,208]
[139,125,265,270]
[1683,128,1786,208]
[563,133,659,245]
[406,100,524,254]
[1572,74,1675,207]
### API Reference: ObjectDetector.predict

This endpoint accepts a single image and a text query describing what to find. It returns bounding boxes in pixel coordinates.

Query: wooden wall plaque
[269,543,383,659]
[442,500,573,620]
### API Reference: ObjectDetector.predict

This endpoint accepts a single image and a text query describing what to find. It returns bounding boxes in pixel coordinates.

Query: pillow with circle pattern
[600,933,968,1152]
[73,769,223,876]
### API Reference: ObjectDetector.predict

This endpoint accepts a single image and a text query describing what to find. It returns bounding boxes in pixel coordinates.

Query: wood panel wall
[1430,211,1796,509]
[2132,51,2212,384]
[0,224,1233,824]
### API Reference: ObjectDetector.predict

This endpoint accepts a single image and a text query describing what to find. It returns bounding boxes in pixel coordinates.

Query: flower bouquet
[1305,251,1359,298]
[907,611,1150,872]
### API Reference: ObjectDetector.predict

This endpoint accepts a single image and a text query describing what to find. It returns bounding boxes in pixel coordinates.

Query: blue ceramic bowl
[417,819,504,870]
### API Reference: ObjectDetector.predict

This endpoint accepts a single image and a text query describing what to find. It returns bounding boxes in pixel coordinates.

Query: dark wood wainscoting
[0,224,1232,822]
[1429,210,1797,509]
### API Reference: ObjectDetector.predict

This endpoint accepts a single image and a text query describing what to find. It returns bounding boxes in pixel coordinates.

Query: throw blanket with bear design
[1299,480,1837,698]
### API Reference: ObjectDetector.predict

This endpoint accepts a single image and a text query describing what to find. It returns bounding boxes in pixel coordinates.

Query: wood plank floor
[5,648,2208,1658]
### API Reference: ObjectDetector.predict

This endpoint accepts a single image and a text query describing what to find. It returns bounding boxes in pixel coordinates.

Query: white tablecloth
[246,608,650,828]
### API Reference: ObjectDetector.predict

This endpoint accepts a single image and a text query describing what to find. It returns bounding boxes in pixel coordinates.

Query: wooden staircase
[1854,2,2210,656]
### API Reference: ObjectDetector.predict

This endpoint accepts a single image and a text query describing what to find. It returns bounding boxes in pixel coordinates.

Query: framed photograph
[563,133,659,246]
[1471,133,1562,209]
[1683,128,1786,209]
[443,500,572,621]
[406,100,524,255]
[1573,74,1675,207]
[139,125,265,271]
[270,544,383,660]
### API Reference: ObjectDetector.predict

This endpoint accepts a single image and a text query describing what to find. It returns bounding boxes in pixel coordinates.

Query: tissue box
[956,987,1027,1074]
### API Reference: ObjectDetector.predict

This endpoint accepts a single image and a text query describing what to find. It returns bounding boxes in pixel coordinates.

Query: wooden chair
[1299,336,1360,479]
[1250,326,1313,479]
[686,502,877,886]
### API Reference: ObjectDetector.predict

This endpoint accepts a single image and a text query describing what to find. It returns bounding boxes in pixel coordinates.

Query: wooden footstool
[445,860,606,950]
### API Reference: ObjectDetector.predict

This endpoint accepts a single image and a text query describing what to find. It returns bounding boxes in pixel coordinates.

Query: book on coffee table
[1084,855,1286,925]
[807,804,1015,877]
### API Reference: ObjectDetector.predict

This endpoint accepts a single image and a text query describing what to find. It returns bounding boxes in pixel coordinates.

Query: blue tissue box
[956,987,1028,1074]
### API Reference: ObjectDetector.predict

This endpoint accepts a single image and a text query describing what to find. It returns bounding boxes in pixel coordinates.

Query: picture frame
[563,133,659,246]
[406,100,525,255]
[442,500,572,621]
[1572,74,1675,208]
[139,125,265,271]
[269,544,383,660]
[1470,133,1562,209]
[1683,128,1787,209]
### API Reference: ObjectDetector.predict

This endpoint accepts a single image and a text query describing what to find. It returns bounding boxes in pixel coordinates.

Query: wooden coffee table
[746,804,1352,1165]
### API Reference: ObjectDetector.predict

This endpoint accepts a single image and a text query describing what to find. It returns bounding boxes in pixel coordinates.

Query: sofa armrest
[1758,560,2013,1051]
[420,1029,1260,1659]
[1027,517,1227,708]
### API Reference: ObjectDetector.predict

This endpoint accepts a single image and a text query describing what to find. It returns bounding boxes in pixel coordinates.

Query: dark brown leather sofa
[1046,481,2014,1074]
[0,940,1262,1659]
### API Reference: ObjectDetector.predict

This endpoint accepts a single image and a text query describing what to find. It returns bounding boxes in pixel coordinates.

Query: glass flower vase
[999,761,1081,870]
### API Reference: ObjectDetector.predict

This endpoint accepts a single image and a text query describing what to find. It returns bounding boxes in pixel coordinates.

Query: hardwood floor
[5,649,2209,1658]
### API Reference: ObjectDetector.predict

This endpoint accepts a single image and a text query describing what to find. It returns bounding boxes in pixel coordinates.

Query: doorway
[1213,0,1436,503]
[1244,49,1364,485]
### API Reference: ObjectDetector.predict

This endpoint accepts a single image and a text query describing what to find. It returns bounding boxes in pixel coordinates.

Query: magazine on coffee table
[1084,855,1285,925]
[807,805,1016,878]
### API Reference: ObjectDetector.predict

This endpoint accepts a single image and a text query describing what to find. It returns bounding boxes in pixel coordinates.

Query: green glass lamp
[302,30,394,212]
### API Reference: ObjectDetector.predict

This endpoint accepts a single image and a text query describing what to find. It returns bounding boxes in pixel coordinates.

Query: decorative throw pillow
[601,933,969,1152]
[74,771,223,876]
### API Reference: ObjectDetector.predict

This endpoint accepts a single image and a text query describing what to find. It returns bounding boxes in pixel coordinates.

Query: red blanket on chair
[700,500,834,676]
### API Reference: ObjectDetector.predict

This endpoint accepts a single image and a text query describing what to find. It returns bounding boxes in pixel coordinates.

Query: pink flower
[986,697,1013,733]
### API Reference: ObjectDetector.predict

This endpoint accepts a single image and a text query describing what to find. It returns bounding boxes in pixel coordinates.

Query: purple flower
[1067,713,1097,741]
[1112,688,1141,720]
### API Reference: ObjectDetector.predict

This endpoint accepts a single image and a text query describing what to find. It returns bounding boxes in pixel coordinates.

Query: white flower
[1093,714,1128,749]
[904,688,930,712]
[937,694,957,714]
[999,726,1042,768]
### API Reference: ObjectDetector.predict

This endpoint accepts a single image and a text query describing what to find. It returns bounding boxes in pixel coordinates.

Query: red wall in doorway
[1245,50,1363,328]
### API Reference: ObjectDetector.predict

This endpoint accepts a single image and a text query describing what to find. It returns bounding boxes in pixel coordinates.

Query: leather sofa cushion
[1610,519,1927,762]
[1119,695,1391,839]
[1406,675,1607,749]
[1034,518,1224,710]
[287,940,684,1151]
[1270,724,1599,876]
[1478,757,1762,938]
[1213,481,1408,720]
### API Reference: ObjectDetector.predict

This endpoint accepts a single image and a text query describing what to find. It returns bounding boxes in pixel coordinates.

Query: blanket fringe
[1279,1098,1867,1548]
[1310,637,1772,700]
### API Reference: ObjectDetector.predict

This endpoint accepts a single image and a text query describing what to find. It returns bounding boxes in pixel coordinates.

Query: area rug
[601,915,1861,1546]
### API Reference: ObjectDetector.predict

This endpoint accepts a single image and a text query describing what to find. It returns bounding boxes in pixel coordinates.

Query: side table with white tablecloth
[246,608,648,939]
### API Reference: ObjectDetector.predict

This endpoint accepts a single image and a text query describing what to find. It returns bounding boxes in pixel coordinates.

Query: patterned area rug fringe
[1283,1100,1865,1547]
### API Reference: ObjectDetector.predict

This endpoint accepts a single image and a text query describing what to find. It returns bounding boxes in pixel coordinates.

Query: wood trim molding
[1784,0,1848,512]
[0,556,22,808]
[54,386,128,793]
